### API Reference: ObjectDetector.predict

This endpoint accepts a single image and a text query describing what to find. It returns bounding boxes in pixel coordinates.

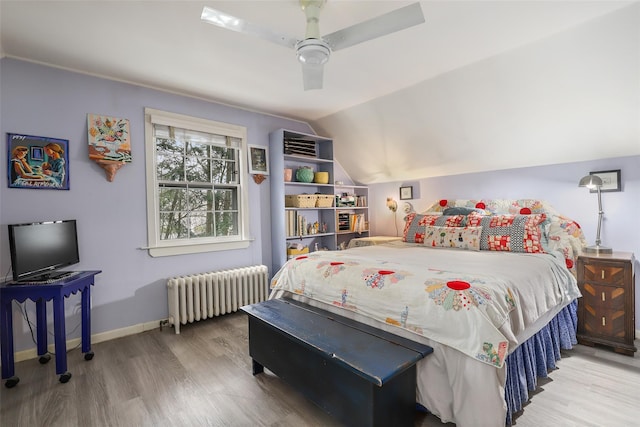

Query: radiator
[167,265,269,334]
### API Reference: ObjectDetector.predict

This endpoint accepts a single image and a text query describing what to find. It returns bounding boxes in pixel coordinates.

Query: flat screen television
[8,219,80,282]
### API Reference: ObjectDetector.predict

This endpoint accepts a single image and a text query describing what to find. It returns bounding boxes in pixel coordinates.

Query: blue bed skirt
[504,300,578,424]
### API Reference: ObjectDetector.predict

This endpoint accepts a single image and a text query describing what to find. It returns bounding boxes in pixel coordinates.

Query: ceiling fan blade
[201,6,298,49]
[323,2,425,52]
[301,62,324,91]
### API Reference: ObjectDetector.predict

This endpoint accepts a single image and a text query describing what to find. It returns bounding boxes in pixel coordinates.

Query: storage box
[316,195,334,208]
[285,194,318,208]
[287,247,309,256]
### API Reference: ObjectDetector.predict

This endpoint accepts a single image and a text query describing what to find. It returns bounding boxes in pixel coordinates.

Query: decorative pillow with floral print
[423,226,483,251]
[402,213,465,243]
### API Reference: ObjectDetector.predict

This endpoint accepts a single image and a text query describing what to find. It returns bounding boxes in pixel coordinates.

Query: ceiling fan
[201,1,425,91]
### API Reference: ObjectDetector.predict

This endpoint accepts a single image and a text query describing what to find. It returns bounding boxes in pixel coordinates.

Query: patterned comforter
[271,243,580,368]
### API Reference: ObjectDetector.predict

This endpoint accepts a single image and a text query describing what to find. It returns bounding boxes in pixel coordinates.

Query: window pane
[156,137,183,155]
[212,145,236,160]
[159,212,188,240]
[159,187,187,211]
[215,211,238,236]
[215,188,237,211]
[188,188,214,212]
[185,141,211,157]
[212,160,236,184]
[157,152,184,181]
[189,212,215,238]
[185,156,210,183]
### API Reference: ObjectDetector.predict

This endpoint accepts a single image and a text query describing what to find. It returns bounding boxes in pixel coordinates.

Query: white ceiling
[1,1,638,183]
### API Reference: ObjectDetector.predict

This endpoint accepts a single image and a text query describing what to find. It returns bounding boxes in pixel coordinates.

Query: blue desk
[0,270,101,388]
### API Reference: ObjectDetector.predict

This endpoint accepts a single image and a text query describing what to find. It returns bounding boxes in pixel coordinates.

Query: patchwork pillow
[402,213,465,243]
[423,226,482,251]
[475,214,547,253]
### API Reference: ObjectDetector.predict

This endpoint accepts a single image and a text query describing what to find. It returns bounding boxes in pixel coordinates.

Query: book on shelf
[350,214,366,233]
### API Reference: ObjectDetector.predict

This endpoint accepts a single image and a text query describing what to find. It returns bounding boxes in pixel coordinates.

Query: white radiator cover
[167,265,269,334]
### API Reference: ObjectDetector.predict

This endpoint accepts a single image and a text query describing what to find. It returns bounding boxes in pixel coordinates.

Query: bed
[270,199,586,426]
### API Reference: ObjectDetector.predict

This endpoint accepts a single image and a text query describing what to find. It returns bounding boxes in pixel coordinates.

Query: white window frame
[144,108,251,257]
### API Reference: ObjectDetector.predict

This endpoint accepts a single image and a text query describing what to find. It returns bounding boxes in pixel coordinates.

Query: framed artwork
[7,133,70,190]
[400,185,413,200]
[589,170,621,193]
[248,144,269,175]
[87,114,132,163]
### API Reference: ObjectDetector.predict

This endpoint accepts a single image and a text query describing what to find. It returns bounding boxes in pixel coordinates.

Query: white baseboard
[7,323,640,365]
[11,318,169,364]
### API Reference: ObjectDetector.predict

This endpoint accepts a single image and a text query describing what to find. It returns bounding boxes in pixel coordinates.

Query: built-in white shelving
[269,129,368,273]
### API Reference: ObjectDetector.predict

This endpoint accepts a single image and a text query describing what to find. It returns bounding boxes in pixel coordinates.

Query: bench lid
[242,298,433,386]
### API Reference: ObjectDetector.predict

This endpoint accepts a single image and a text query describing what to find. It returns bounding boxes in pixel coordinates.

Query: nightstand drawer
[581,262,628,285]
[581,283,626,311]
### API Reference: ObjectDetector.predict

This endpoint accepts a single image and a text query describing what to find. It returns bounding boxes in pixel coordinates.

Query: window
[144,108,251,257]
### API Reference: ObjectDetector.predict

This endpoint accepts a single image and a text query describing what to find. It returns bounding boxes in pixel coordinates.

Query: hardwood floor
[1,312,638,426]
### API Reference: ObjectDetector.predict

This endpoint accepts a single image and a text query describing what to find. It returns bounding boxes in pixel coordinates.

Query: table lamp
[578,174,612,254]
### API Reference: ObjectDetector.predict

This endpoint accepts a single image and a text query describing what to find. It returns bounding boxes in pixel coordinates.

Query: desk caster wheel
[84,351,94,361]
[39,354,52,364]
[59,372,72,383]
[4,376,19,388]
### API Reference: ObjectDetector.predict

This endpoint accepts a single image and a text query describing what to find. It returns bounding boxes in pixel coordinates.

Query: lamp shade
[578,175,603,188]
[386,198,397,212]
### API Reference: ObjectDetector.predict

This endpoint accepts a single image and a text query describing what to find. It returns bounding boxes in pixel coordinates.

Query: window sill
[146,239,252,257]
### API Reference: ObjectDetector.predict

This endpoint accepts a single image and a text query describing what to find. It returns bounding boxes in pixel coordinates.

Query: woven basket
[316,195,334,208]
[285,194,318,208]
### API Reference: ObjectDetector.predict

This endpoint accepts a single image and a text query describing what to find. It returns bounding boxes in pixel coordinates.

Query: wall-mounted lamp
[578,174,612,254]
[386,198,398,212]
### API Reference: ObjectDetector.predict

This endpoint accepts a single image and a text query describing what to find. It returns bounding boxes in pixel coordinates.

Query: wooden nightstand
[577,252,636,356]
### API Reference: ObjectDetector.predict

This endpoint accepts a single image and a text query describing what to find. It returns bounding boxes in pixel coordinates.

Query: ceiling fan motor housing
[296,39,330,65]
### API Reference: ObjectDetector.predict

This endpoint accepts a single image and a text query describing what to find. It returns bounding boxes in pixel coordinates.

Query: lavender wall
[0,58,312,352]
[368,155,640,329]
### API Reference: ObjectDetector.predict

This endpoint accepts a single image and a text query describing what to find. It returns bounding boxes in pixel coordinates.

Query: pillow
[442,207,490,216]
[402,213,466,243]
[476,214,547,253]
[423,226,482,251]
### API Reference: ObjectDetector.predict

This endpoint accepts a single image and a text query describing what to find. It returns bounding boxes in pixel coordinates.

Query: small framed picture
[248,144,269,175]
[589,170,621,193]
[399,186,413,200]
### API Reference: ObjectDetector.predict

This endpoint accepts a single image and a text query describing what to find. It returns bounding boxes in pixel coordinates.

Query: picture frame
[399,185,413,200]
[248,144,269,175]
[7,133,70,190]
[589,169,621,193]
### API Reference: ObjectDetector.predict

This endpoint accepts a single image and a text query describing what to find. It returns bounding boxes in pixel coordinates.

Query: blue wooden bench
[241,298,433,427]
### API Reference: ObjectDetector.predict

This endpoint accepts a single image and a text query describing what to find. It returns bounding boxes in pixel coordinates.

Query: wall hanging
[7,133,70,190]
[399,185,413,200]
[87,114,132,181]
[248,144,269,184]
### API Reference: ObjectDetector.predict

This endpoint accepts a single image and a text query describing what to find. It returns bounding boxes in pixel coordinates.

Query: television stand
[0,270,101,388]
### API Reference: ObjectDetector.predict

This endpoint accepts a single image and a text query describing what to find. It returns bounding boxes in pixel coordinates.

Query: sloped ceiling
[1,1,638,183]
